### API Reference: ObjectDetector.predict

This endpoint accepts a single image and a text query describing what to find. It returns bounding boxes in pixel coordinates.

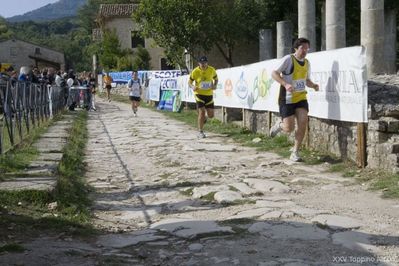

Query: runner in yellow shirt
[188,56,218,138]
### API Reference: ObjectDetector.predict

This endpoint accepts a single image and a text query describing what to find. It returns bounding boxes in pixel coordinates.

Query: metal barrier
[0,80,66,154]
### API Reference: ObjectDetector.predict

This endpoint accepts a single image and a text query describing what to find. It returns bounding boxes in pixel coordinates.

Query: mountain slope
[7,0,87,22]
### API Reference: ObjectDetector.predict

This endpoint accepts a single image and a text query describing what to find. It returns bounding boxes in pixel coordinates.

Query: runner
[103,72,113,102]
[188,56,218,139]
[270,37,319,162]
[127,71,142,117]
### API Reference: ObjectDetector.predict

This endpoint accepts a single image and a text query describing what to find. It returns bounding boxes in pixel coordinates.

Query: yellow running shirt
[189,66,218,96]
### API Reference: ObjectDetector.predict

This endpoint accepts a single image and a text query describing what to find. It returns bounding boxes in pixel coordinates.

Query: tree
[99,29,124,71]
[134,0,293,68]
[132,45,151,70]
[133,0,215,68]
[0,17,12,41]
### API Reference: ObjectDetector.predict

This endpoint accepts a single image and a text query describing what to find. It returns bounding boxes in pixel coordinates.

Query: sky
[0,0,59,18]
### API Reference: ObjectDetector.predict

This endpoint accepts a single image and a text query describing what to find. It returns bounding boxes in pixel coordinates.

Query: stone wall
[240,75,399,173]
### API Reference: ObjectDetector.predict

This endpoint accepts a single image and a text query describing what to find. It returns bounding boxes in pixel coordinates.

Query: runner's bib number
[293,79,306,91]
[200,81,212,90]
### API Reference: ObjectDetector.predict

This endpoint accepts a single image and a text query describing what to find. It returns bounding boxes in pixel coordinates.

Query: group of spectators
[0,65,97,111]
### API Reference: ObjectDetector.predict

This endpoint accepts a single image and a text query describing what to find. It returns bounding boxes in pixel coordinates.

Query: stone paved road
[2,99,398,266]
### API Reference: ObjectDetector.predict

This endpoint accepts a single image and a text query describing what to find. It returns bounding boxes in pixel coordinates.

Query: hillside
[7,0,87,22]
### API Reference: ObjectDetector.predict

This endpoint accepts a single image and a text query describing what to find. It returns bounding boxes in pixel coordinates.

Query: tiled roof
[98,4,136,18]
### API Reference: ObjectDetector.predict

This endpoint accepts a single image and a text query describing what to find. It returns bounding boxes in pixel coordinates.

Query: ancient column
[321,2,326,51]
[326,0,346,50]
[361,0,385,76]
[298,0,316,51]
[259,29,273,61]
[277,21,293,58]
[384,10,397,74]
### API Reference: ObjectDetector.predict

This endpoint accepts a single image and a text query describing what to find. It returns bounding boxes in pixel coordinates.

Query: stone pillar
[298,0,316,50]
[361,0,385,76]
[276,21,293,58]
[384,10,397,74]
[326,0,346,50]
[259,29,273,61]
[321,2,326,51]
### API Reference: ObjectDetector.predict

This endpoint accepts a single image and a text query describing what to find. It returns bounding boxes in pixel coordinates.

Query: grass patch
[55,111,92,224]
[369,172,399,198]
[222,199,256,206]
[0,114,60,176]
[180,187,194,196]
[228,185,239,192]
[0,111,96,240]
[0,243,25,253]
[201,192,216,202]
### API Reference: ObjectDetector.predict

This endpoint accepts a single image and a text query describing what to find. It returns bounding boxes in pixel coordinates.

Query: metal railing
[0,80,66,154]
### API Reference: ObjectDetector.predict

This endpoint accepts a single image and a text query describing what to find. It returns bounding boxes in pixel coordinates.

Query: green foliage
[99,30,124,71]
[0,243,25,253]
[0,17,12,41]
[132,45,152,70]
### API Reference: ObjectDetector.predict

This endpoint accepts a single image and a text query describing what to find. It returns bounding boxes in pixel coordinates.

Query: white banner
[178,46,367,123]
[148,78,161,101]
[160,78,178,90]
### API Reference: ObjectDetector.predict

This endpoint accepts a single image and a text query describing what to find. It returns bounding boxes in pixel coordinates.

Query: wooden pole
[222,106,226,124]
[268,111,272,135]
[357,122,367,168]
[242,108,246,127]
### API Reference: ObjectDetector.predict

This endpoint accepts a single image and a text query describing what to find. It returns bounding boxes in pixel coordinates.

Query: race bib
[200,81,212,90]
[293,79,306,91]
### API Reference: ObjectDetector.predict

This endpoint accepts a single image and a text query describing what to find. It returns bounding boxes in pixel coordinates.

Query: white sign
[148,78,161,101]
[178,46,367,123]
[160,78,178,90]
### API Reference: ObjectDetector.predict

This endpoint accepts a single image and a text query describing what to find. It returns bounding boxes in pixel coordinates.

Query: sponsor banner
[157,90,182,112]
[306,46,367,123]
[152,70,182,79]
[148,78,161,101]
[177,46,367,122]
[160,78,178,90]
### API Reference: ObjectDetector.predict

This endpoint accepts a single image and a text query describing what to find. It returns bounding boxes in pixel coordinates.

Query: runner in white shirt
[127,71,142,117]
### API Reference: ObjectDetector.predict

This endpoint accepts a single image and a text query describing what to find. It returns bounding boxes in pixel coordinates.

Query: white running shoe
[270,122,282,137]
[290,151,301,162]
[197,131,206,139]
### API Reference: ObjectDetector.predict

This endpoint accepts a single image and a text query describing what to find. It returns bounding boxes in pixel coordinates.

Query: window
[131,31,145,48]
[10,47,18,56]
[35,48,41,55]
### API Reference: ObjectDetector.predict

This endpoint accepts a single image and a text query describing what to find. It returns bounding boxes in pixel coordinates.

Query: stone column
[259,29,273,61]
[298,0,316,50]
[361,0,385,76]
[321,2,326,51]
[326,0,346,50]
[384,10,397,74]
[276,21,293,58]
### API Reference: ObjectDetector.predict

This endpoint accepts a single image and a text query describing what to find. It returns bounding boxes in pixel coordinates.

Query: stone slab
[36,153,64,161]
[312,215,363,230]
[249,222,329,240]
[244,178,290,193]
[192,185,229,199]
[96,229,167,248]
[332,231,379,252]
[228,208,272,220]
[214,191,243,204]
[150,218,233,239]
[0,176,56,191]
[229,182,258,195]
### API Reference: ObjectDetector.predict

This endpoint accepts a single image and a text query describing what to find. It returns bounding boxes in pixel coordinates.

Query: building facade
[95,3,260,72]
[96,4,168,70]
[0,39,65,71]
